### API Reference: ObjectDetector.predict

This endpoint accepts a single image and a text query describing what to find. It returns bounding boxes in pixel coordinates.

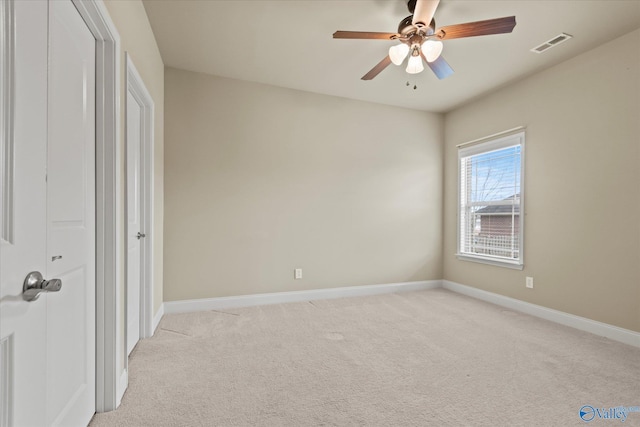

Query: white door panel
[127,92,142,355]
[0,0,96,425]
[0,1,49,426]
[46,1,96,425]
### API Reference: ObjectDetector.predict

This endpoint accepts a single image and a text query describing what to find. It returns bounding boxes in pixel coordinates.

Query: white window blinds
[458,131,525,268]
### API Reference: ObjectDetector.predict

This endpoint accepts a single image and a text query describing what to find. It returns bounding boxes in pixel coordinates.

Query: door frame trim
[71,0,123,412]
[125,53,155,348]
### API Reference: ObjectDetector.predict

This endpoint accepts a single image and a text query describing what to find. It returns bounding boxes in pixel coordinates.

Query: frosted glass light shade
[405,54,424,74]
[422,40,443,63]
[389,43,410,66]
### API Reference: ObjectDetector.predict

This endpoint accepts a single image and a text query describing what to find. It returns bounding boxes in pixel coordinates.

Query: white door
[126,91,142,355]
[0,0,96,425]
[47,0,96,424]
[0,1,49,425]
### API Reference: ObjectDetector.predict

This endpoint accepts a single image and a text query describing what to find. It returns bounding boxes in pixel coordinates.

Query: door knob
[136,232,146,239]
[23,271,62,302]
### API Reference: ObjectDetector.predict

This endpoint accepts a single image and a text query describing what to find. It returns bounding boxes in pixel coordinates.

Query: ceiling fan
[333,0,516,80]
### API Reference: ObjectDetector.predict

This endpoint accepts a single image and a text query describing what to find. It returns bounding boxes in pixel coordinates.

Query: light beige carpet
[90,289,640,426]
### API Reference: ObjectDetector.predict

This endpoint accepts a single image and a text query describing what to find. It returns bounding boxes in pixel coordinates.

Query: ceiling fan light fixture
[405,54,424,74]
[422,39,443,62]
[389,43,410,65]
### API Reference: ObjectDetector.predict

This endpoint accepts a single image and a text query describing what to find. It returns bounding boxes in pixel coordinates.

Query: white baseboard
[442,280,640,348]
[152,304,164,335]
[159,278,639,348]
[116,368,128,407]
[164,280,442,314]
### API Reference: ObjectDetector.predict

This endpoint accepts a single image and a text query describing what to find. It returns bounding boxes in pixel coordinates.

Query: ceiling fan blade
[361,55,393,80]
[412,0,440,27]
[333,31,399,40]
[437,16,516,40]
[421,52,454,80]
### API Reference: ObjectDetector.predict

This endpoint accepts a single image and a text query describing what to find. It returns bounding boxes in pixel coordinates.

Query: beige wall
[104,0,165,315]
[443,29,640,332]
[164,67,443,301]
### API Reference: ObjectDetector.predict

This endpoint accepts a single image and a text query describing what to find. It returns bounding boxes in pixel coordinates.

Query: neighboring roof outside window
[475,194,520,215]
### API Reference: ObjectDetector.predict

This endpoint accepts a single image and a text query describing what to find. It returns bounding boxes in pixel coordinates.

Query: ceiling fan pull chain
[405,81,418,90]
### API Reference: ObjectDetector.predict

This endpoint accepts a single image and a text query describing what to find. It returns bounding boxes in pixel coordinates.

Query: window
[457,130,524,269]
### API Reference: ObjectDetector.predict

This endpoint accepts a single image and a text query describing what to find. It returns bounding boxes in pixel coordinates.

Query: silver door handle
[23,271,62,302]
[136,232,146,239]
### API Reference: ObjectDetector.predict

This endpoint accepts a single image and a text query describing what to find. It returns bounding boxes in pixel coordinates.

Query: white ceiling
[142,0,640,113]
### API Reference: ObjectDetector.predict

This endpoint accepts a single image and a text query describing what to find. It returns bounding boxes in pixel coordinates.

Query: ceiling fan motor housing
[398,15,436,36]
[398,16,414,35]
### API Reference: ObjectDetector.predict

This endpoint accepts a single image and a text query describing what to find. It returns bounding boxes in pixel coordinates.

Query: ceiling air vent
[530,33,572,54]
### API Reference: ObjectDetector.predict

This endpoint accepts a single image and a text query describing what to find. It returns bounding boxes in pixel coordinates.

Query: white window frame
[456,128,525,270]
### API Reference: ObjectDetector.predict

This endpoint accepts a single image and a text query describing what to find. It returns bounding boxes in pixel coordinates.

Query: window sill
[456,254,524,270]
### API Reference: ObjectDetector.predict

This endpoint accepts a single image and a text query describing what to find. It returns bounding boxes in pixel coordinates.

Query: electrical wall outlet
[526,276,534,289]
[294,268,302,279]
